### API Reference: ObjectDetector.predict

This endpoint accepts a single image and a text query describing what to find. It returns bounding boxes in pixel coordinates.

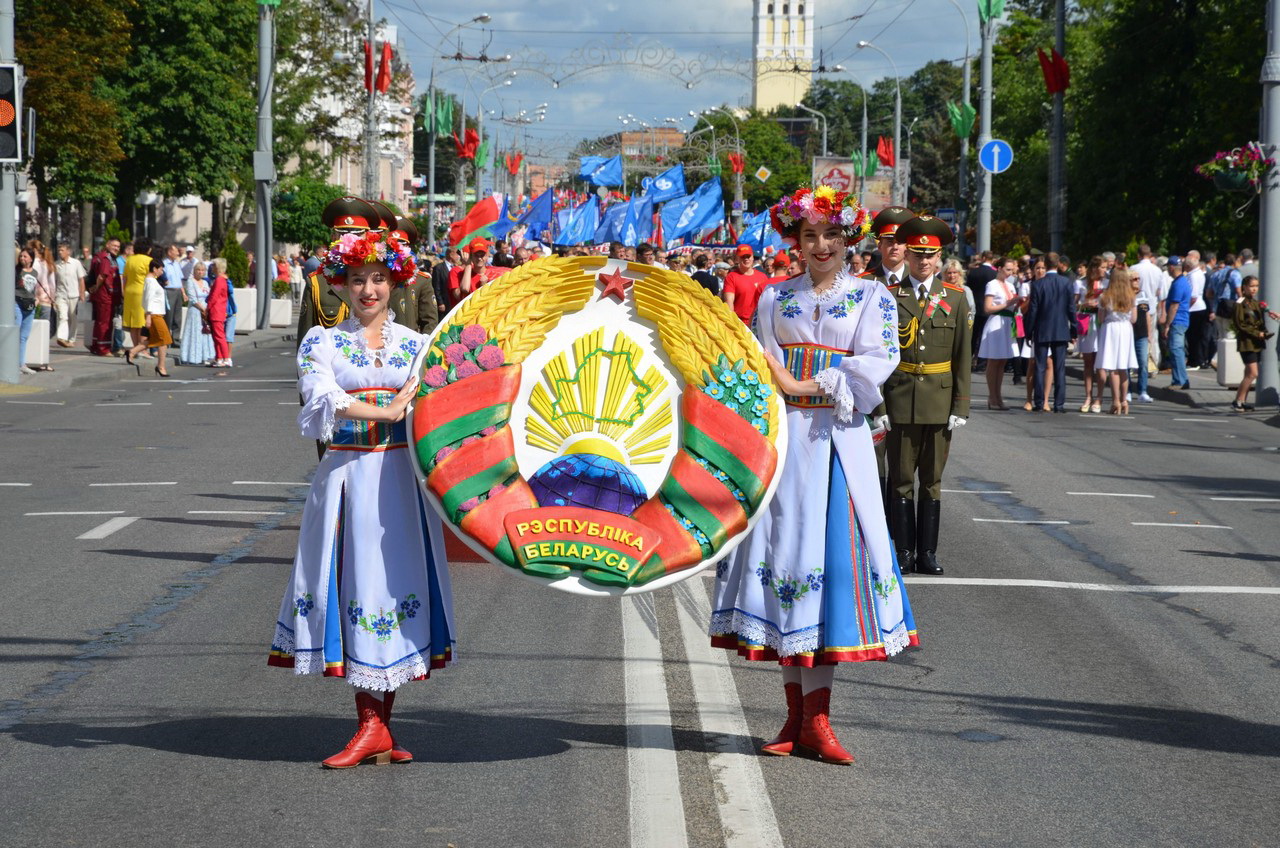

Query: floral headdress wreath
[769,185,873,247]
[320,231,416,286]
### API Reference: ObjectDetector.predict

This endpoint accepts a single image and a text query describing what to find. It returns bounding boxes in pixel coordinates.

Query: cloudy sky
[380,0,977,162]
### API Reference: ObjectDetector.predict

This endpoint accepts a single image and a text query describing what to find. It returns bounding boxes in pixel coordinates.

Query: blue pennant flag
[515,190,554,243]
[620,194,655,247]
[554,198,601,246]
[643,164,687,204]
[491,194,516,240]
[578,154,624,187]
[737,209,782,254]
[594,201,629,244]
[555,207,572,239]
[663,178,724,242]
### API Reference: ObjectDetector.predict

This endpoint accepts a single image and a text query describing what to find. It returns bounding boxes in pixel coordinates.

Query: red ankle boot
[381,691,413,764]
[761,682,804,756]
[796,687,854,765]
[321,692,393,769]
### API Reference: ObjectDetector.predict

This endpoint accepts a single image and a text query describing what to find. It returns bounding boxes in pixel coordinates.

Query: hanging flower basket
[1196,144,1273,194]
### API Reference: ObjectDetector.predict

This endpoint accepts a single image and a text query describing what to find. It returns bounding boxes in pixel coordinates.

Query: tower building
[752,0,815,112]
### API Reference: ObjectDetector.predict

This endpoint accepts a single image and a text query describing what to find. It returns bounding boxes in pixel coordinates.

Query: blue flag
[578,154,624,187]
[738,209,782,254]
[491,195,516,240]
[515,190,554,243]
[594,201,628,244]
[554,198,600,246]
[644,164,687,204]
[620,194,655,247]
[664,178,724,242]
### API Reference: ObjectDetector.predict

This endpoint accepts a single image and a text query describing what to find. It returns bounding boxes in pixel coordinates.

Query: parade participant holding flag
[269,218,455,769]
[711,185,917,766]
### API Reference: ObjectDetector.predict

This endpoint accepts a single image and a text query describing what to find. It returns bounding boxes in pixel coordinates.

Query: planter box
[269,297,293,328]
[1216,338,1244,387]
[24,316,50,365]
[233,287,257,334]
[1212,171,1253,192]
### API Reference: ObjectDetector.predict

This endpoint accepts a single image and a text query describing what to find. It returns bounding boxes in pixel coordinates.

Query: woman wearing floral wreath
[268,228,456,768]
[710,186,918,765]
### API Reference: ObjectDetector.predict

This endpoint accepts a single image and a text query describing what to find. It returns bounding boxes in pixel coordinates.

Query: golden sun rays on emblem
[525,328,673,466]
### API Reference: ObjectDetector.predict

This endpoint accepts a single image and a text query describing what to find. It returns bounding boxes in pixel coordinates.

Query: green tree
[221,231,250,289]
[273,176,348,250]
[16,0,133,234]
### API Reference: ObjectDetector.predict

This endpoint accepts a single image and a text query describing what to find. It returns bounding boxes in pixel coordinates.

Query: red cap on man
[735,245,754,258]
[467,238,490,256]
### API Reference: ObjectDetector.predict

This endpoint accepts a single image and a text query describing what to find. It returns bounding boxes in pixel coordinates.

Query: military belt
[896,361,951,375]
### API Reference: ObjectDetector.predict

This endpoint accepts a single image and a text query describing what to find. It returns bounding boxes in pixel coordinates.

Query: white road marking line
[26,510,125,516]
[904,577,1278,594]
[972,518,1070,525]
[169,378,295,385]
[94,402,151,407]
[942,489,1012,494]
[1066,492,1155,498]
[1209,496,1280,503]
[187,510,286,515]
[1,483,33,487]
[76,516,139,540]
[229,388,280,392]
[169,389,211,393]
[277,402,296,405]
[232,481,308,486]
[622,594,689,848]
[188,401,243,405]
[89,482,177,487]
[1131,522,1232,529]
[5,400,64,405]
[1173,417,1227,422]
[674,581,783,848]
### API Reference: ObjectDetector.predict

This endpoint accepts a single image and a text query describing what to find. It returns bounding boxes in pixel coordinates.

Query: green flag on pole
[476,138,491,169]
[947,101,977,139]
[435,93,453,134]
[708,154,722,177]
[977,0,1005,24]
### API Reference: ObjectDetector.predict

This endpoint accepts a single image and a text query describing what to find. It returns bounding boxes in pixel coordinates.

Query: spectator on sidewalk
[1183,250,1210,369]
[1161,255,1191,389]
[123,241,153,358]
[967,250,998,364]
[1208,252,1242,341]
[1132,264,1155,403]
[14,247,38,374]
[691,252,720,295]
[206,258,232,368]
[1075,256,1106,413]
[1026,253,1075,412]
[53,243,87,348]
[722,244,769,325]
[1231,276,1279,412]
[180,262,214,366]
[126,259,171,376]
[978,256,1021,410]
[180,245,196,280]
[87,237,121,357]
[1096,267,1138,414]
[162,244,186,343]
[1239,248,1258,280]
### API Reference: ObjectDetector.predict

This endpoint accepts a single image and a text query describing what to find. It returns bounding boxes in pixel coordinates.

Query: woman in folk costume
[710,186,918,765]
[268,225,456,769]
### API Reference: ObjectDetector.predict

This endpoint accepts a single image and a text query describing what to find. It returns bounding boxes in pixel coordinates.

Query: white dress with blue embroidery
[710,271,918,664]
[268,316,456,690]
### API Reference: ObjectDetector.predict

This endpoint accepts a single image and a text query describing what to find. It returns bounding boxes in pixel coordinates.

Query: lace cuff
[814,367,857,423]
[298,388,354,442]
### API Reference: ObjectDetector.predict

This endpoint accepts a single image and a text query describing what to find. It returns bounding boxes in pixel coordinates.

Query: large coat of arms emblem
[408,256,786,595]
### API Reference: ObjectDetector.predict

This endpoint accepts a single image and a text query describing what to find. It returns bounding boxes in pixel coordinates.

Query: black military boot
[889,496,915,574]
[915,497,945,575]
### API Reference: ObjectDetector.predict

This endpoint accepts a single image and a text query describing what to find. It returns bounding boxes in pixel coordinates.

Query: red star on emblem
[599,267,632,302]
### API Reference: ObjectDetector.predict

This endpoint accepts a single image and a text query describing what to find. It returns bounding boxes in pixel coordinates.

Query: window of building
[782,3,789,13]
[767,2,773,11]
[799,3,805,13]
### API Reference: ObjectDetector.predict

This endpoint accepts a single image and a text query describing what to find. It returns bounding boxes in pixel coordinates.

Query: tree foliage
[273,176,348,250]
[16,0,133,206]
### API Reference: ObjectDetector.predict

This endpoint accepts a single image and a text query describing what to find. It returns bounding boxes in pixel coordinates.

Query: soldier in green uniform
[872,215,971,575]
[388,217,441,335]
[296,196,380,349]
[860,206,913,285]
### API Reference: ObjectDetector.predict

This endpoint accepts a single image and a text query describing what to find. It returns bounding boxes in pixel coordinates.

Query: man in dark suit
[966,251,998,364]
[1024,251,1076,412]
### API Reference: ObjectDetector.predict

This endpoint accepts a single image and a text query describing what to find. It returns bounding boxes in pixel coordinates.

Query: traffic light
[0,64,20,164]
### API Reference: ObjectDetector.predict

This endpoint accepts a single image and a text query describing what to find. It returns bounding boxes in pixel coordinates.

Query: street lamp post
[255,0,277,332]
[474,75,515,203]
[942,0,972,257]
[703,107,744,230]
[857,40,903,207]
[426,13,490,238]
[795,101,829,157]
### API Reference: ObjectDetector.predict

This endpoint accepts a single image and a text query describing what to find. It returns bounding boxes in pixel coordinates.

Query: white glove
[947,415,967,431]
[872,414,891,432]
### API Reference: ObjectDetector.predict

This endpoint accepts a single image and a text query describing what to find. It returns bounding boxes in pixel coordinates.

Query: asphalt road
[1,335,1277,848]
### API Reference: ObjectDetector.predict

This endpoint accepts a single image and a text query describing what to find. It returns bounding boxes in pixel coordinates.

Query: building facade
[752,0,815,112]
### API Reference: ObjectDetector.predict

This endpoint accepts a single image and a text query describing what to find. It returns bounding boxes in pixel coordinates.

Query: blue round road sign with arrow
[979,139,1013,174]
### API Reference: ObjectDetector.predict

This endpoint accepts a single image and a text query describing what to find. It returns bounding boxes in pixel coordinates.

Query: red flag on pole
[1037,48,1070,94]
[727,153,745,174]
[363,40,373,93]
[876,136,895,168]
[376,42,393,94]
[453,128,479,159]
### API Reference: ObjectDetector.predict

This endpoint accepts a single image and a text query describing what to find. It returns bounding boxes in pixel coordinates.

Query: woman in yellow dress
[122,242,152,351]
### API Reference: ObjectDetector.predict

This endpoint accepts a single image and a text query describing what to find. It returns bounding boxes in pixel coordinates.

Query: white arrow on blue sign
[979,139,1013,174]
